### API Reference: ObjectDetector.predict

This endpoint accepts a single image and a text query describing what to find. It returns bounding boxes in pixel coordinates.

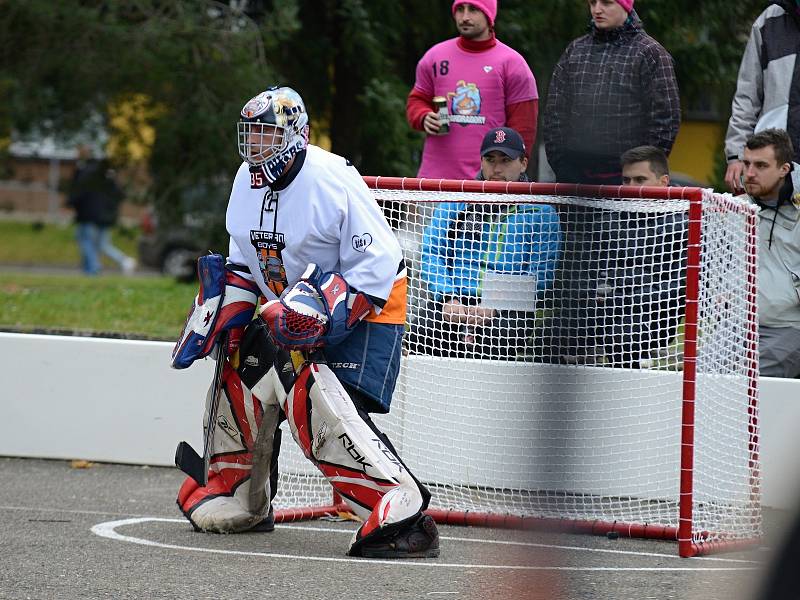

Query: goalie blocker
[171,253,262,370]
[177,319,440,558]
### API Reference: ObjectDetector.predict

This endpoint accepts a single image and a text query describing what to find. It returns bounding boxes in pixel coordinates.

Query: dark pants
[547,205,686,368]
[407,299,538,360]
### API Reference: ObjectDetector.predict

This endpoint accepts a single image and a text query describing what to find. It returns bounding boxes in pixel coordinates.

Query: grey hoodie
[750,164,800,328]
[725,0,800,163]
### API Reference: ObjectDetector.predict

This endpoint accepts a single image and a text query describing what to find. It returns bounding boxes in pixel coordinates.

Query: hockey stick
[175,332,228,487]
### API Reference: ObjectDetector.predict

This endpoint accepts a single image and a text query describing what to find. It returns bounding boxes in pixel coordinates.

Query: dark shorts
[322,321,404,413]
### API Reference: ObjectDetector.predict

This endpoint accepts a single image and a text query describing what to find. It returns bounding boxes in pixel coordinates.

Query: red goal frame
[273,176,761,559]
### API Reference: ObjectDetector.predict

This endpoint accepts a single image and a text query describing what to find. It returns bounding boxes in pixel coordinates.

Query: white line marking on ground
[4,504,765,565]
[439,533,763,565]
[279,523,762,565]
[90,517,761,571]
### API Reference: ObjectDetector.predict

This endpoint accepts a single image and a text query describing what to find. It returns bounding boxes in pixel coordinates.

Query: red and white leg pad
[177,361,280,533]
[281,361,428,555]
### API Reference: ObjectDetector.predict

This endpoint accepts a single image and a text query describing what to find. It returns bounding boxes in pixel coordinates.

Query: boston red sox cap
[480,127,525,159]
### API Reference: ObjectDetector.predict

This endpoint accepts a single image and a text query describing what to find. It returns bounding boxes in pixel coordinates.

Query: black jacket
[67,160,124,226]
[543,11,680,183]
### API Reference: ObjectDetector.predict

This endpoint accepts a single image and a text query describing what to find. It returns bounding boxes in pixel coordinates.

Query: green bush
[0,271,195,340]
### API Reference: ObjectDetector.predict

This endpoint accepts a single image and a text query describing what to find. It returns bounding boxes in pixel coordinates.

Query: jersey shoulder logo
[352,233,373,253]
[447,80,486,127]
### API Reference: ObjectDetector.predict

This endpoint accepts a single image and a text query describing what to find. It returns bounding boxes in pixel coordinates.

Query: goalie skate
[349,513,440,559]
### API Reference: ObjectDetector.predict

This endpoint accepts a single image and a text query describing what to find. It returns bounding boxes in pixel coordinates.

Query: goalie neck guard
[238,86,309,186]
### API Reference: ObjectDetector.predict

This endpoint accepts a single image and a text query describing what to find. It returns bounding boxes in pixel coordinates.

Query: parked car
[137,183,229,281]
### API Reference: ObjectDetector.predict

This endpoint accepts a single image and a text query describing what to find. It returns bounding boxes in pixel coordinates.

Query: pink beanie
[452,0,498,28]
[616,0,634,12]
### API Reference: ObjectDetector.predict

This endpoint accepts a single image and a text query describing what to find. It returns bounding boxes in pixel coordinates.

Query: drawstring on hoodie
[753,173,796,249]
[259,187,279,230]
[756,198,795,250]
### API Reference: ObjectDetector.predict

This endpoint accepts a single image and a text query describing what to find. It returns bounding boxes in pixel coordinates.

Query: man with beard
[741,129,800,378]
[406,1,538,180]
[724,1,800,194]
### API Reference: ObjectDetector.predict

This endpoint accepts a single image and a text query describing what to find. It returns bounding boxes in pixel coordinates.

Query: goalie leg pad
[283,361,437,557]
[172,254,260,369]
[177,359,282,533]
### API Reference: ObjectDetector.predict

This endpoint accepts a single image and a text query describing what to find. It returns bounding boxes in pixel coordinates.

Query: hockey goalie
[168,85,439,559]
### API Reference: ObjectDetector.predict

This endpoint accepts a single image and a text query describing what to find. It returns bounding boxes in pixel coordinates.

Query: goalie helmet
[238,86,309,184]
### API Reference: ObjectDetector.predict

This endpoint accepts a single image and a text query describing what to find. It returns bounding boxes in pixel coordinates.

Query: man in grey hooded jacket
[741,129,800,378]
[725,0,800,193]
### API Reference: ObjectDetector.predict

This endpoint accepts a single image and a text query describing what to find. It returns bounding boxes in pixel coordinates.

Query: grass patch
[0,271,195,340]
[0,221,139,267]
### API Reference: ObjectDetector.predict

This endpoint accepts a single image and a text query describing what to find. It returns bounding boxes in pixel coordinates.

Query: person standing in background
[406,1,538,180]
[740,129,800,378]
[543,0,680,185]
[66,146,136,276]
[724,0,800,194]
[541,0,680,367]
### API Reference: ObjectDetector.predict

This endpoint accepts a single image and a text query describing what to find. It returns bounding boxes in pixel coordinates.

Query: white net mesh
[272,183,761,549]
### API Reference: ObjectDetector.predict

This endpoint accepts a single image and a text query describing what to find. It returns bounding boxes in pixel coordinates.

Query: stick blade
[175,441,208,487]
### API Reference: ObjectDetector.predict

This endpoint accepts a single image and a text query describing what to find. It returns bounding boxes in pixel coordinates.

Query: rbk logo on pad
[217,415,240,441]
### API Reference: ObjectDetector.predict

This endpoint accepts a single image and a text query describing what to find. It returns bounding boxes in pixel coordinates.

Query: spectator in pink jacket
[406,1,538,180]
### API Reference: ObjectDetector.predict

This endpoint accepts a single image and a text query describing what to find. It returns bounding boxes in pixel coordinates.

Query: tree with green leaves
[0,0,770,191]
[1,1,279,199]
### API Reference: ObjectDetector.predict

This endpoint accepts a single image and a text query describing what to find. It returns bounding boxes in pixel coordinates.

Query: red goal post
[270,176,760,558]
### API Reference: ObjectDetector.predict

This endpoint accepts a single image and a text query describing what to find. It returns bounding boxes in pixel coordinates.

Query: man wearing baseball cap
[478,126,528,182]
[408,127,561,358]
[406,3,538,181]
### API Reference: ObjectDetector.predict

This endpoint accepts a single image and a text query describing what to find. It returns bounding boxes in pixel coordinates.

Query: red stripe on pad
[359,501,386,538]
[225,271,260,292]
[333,481,386,513]
[290,367,313,457]
[223,365,253,447]
[317,462,393,484]
[179,468,251,512]
[210,452,253,466]
[317,463,396,512]
[217,301,255,324]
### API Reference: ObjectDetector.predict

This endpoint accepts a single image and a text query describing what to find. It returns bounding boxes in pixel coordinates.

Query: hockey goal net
[271,177,761,558]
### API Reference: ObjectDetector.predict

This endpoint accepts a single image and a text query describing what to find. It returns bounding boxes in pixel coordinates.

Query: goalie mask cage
[270,177,760,558]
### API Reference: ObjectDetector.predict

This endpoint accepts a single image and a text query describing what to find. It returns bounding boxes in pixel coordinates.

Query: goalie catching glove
[171,254,261,369]
[259,263,373,350]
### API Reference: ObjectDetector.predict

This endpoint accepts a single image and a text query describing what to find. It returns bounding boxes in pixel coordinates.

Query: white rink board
[393,358,686,496]
[0,332,798,509]
[0,333,209,466]
[392,359,754,504]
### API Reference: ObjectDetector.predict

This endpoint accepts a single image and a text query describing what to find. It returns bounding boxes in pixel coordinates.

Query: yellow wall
[668,120,724,186]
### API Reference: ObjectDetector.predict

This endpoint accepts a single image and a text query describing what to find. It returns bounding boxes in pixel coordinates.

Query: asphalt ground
[0,457,790,600]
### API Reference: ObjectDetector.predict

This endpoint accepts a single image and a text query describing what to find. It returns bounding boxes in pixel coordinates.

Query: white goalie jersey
[225,144,404,320]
